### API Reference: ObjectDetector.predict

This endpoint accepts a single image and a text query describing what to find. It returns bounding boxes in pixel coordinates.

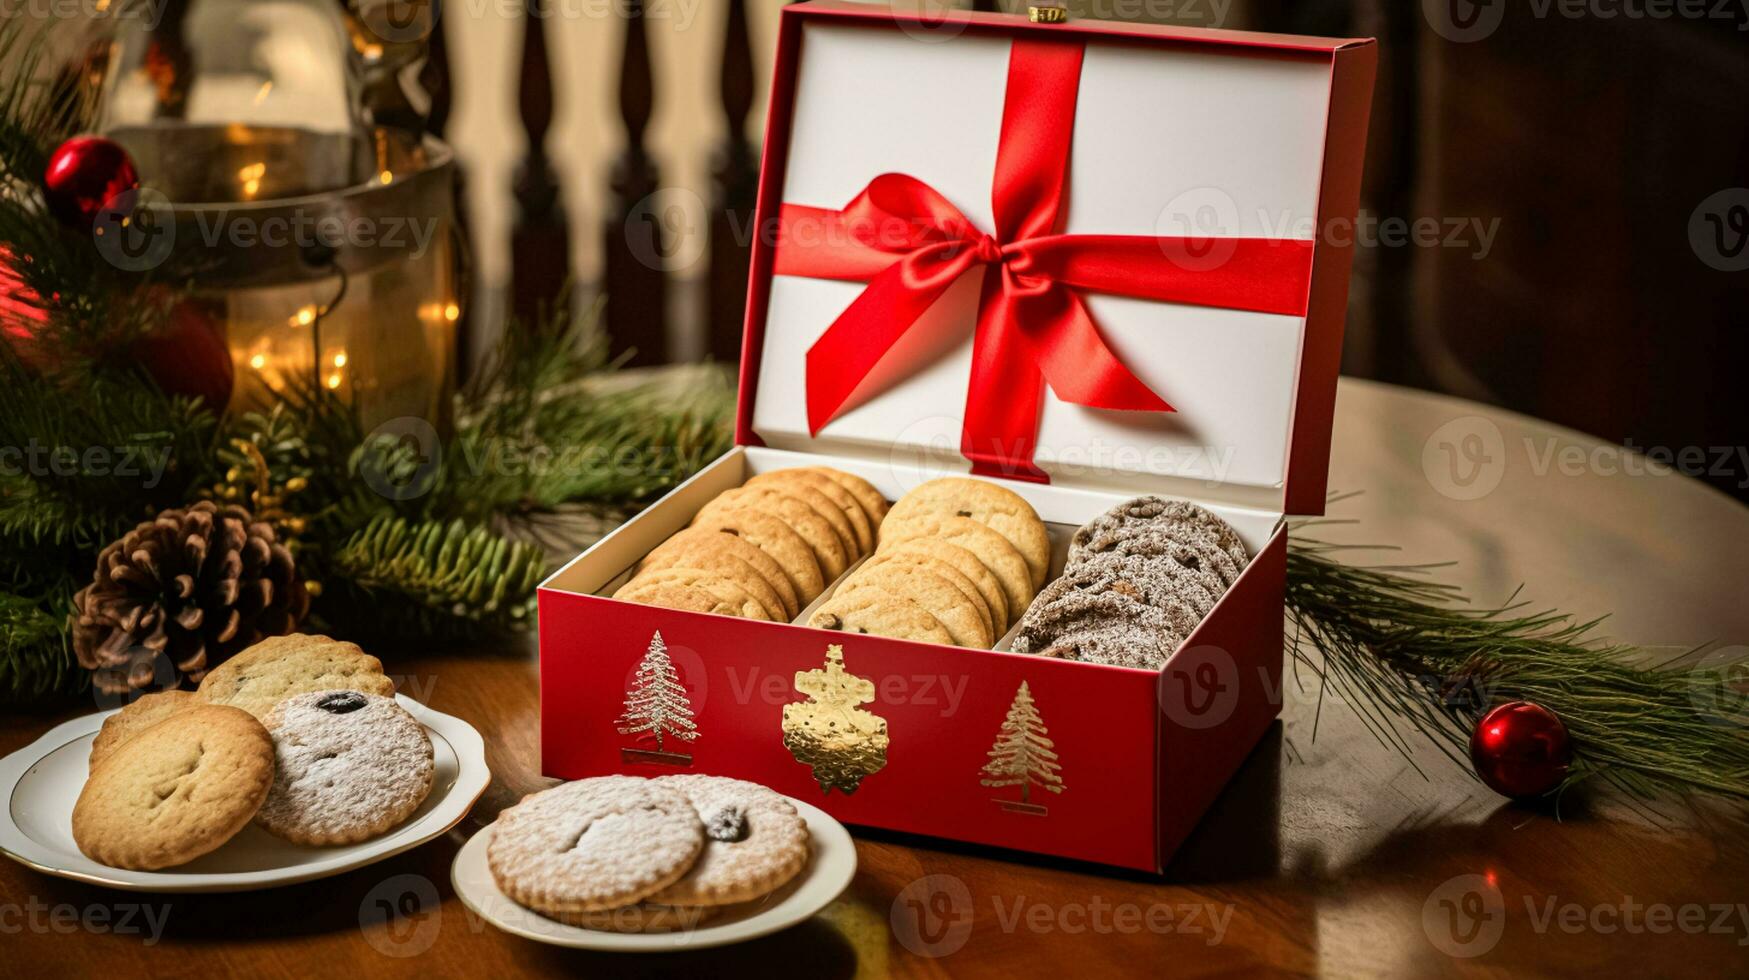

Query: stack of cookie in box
[1011,497,1251,670]
[615,466,888,621]
[810,476,1048,648]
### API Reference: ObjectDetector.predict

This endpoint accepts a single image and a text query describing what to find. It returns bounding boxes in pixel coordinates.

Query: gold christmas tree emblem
[617,631,698,766]
[781,644,889,794]
[980,681,1064,815]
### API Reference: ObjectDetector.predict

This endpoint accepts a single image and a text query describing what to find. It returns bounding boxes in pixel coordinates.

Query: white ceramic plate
[451,796,856,951]
[0,695,490,892]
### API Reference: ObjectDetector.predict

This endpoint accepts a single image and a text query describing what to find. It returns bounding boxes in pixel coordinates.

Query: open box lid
[736,2,1377,516]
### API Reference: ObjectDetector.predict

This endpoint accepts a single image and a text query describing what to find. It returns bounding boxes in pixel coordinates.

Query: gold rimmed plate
[0,695,489,893]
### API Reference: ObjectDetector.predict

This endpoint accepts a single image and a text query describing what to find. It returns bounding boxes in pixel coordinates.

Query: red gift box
[539,1,1375,872]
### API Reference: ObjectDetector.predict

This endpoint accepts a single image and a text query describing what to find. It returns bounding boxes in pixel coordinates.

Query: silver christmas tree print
[617,631,698,766]
[979,680,1064,815]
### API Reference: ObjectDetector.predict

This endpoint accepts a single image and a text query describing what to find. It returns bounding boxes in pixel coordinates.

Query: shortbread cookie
[1067,497,1249,574]
[747,470,874,554]
[833,567,992,649]
[71,704,274,870]
[808,591,953,645]
[855,545,998,638]
[198,634,395,720]
[643,528,800,618]
[619,553,783,619]
[871,538,1011,634]
[690,509,825,603]
[618,567,777,621]
[647,775,810,907]
[808,468,888,526]
[616,582,745,617]
[489,776,704,915]
[879,514,1033,617]
[256,690,434,845]
[89,690,197,773]
[882,477,1050,589]
[711,482,859,562]
[698,487,851,580]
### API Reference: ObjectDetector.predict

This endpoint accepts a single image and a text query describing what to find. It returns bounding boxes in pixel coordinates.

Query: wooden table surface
[4,377,1747,978]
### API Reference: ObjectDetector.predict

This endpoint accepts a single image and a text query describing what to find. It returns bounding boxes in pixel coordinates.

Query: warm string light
[238,162,265,199]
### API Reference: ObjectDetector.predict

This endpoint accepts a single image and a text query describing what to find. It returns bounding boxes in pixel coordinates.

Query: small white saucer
[450,795,857,951]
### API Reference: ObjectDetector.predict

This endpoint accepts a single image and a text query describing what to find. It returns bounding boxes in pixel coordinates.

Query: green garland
[1286,527,1749,803]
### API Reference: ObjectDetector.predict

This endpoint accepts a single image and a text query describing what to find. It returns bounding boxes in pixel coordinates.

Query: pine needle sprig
[442,297,735,517]
[0,349,216,552]
[329,513,548,633]
[0,588,76,700]
[1285,531,1749,803]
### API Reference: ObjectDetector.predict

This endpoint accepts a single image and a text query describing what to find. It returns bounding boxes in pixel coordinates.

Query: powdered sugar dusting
[647,774,809,907]
[256,690,434,845]
[488,776,704,914]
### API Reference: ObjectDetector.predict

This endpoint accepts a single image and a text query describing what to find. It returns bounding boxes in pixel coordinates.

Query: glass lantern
[96,0,458,430]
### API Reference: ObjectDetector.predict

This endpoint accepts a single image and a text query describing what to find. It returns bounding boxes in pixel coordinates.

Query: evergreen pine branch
[1285,532,1749,803]
[440,297,735,517]
[328,513,548,634]
[0,586,80,701]
[0,346,217,552]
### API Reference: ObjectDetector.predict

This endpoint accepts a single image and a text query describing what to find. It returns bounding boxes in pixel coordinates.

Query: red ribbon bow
[773,37,1315,481]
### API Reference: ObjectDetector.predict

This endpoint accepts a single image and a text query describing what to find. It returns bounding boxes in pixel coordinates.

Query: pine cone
[72,501,310,694]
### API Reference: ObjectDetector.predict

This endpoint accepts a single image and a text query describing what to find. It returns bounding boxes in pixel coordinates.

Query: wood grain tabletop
[3,378,1746,978]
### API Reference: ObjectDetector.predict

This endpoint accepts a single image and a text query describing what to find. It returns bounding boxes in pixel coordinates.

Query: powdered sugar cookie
[646,775,810,907]
[489,776,704,916]
[255,690,434,845]
[1010,561,1202,669]
[1067,497,1249,576]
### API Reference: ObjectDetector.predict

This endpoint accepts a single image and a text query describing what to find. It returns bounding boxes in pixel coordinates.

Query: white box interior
[543,447,1283,652]
[752,23,1337,506]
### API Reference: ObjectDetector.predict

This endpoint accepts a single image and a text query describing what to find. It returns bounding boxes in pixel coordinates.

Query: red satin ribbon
[773,37,1314,481]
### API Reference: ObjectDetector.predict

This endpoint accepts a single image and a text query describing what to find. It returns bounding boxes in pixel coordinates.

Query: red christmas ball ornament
[42,136,140,229]
[132,299,234,410]
[1469,701,1573,799]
